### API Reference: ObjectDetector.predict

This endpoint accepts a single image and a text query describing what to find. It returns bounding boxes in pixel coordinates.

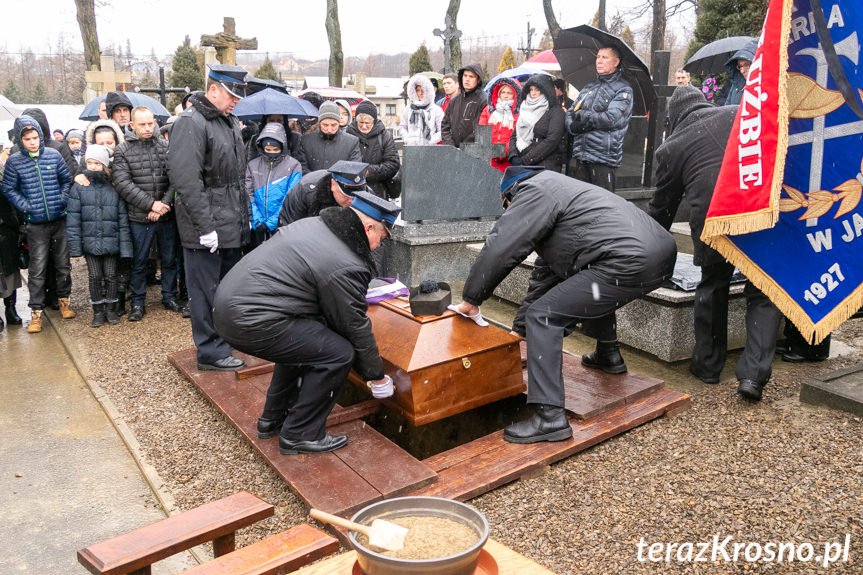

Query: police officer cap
[500,165,545,194]
[207,64,248,99]
[328,160,369,191]
[351,191,402,229]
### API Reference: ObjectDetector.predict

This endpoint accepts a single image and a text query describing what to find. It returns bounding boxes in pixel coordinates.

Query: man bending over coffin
[456,166,677,444]
[213,192,401,455]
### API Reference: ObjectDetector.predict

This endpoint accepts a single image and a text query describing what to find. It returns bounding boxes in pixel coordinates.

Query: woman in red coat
[477,77,521,172]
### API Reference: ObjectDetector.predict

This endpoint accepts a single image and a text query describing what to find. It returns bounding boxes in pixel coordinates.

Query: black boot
[581,340,628,374]
[503,404,573,444]
[4,292,22,325]
[105,301,120,325]
[90,303,106,328]
[116,291,127,317]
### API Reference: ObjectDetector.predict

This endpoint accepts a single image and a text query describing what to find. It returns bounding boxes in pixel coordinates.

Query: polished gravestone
[800,365,863,417]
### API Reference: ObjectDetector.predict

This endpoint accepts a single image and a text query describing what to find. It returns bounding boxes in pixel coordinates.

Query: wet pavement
[0,294,197,574]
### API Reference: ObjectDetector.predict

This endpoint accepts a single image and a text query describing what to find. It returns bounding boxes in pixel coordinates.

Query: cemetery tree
[498,47,518,73]
[74,0,101,71]
[542,0,561,43]
[445,0,463,72]
[539,29,554,50]
[256,56,280,81]
[3,79,21,103]
[594,1,608,31]
[168,36,204,109]
[409,44,432,76]
[31,81,47,104]
[690,0,769,58]
[326,0,344,87]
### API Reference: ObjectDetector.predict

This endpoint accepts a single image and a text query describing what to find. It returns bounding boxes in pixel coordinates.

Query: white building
[301,75,409,136]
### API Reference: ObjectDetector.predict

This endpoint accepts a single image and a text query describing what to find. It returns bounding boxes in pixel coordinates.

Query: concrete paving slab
[800,364,863,417]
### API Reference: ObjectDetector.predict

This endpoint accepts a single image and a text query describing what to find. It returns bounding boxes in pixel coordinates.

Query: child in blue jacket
[1,115,73,332]
[66,145,132,327]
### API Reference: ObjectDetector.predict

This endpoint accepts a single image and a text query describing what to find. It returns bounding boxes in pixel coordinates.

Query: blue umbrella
[232,88,318,121]
[79,91,170,122]
[485,65,553,92]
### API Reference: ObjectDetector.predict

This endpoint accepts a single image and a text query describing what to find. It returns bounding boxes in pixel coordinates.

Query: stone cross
[433,15,462,74]
[84,55,131,99]
[462,124,506,164]
[200,17,258,65]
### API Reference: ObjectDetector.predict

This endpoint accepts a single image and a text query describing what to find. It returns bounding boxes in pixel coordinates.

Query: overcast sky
[0,0,677,61]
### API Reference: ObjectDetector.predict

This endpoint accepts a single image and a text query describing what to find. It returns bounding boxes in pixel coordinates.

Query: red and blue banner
[703,0,863,343]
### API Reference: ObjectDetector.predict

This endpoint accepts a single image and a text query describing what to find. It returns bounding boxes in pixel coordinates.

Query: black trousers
[570,160,617,193]
[26,220,71,310]
[692,261,782,383]
[184,247,242,364]
[523,268,664,407]
[225,318,355,441]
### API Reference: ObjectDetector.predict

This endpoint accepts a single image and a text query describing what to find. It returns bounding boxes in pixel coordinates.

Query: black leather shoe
[781,350,808,363]
[128,305,145,322]
[689,364,719,384]
[737,378,765,401]
[503,404,573,444]
[105,303,120,325]
[257,412,288,439]
[279,434,349,455]
[581,340,627,374]
[181,303,191,319]
[197,356,246,371]
[162,300,182,313]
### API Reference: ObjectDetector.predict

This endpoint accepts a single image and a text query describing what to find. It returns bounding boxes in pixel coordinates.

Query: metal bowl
[349,496,490,575]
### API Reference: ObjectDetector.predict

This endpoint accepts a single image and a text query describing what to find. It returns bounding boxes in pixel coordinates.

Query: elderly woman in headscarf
[477,77,521,171]
[399,74,444,146]
[507,74,566,172]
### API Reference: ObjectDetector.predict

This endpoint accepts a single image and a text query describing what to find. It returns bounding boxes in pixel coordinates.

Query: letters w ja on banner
[702,0,863,343]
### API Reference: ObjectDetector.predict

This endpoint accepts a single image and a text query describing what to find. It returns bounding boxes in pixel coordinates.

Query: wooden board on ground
[169,348,436,516]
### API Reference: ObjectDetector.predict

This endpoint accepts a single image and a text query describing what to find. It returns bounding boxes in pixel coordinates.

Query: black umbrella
[553,25,655,116]
[684,36,756,76]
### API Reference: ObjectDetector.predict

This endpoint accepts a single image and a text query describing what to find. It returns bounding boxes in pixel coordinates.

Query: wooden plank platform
[170,346,688,519]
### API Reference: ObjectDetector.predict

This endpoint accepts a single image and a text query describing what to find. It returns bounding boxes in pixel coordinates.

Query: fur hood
[519,74,557,105]
[85,119,125,147]
[190,93,224,121]
[406,75,435,106]
[319,206,375,272]
[487,77,522,114]
[13,114,44,155]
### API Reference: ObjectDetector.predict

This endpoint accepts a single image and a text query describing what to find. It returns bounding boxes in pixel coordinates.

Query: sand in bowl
[357,515,480,559]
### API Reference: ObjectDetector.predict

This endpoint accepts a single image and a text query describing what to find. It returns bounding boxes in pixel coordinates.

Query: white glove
[369,374,394,398]
[447,304,489,327]
[199,231,218,253]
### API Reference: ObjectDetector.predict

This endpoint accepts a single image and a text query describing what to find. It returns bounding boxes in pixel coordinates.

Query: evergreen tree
[168,36,204,109]
[621,26,636,50]
[689,0,769,59]
[539,29,554,51]
[3,79,21,103]
[498,47,518,73]
[409,44,432,76]
[31,81,47,103]
[255,55,280,81]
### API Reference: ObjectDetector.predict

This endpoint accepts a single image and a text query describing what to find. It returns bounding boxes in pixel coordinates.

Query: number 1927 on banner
[804,263,845,306]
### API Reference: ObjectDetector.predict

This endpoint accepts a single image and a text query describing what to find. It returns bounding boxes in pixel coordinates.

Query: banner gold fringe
[701,209,777,239]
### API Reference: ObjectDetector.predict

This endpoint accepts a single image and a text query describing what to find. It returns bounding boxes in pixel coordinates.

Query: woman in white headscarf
[508,74,566,172]
[399,74,444,145]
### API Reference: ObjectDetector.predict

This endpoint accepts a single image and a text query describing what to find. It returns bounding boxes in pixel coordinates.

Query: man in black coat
[214,192,401,454]
[278,160,370,227]
[168,64,250,372]
[441,62,489,149]
[458,166,677,443]
[648,84,782,401]
[113,106,179,321]
[296,101,362,174]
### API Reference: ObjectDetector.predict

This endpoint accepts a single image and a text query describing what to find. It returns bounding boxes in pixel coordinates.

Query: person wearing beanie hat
[65,128,86,164]
[647,83,783,402]
[296,100,362,174]
[355,100,377,120]
[458,166,676,444]
[67,143,132,328]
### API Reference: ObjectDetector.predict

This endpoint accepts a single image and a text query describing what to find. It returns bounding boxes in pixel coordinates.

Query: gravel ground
[56,258,863,573]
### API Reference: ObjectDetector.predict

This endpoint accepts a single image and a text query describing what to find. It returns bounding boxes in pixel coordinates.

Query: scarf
[489,98,515,129]
[409,102,432,143]
[515,94,549,152]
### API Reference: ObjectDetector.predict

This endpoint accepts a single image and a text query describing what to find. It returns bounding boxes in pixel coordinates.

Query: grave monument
[83,55,131,102]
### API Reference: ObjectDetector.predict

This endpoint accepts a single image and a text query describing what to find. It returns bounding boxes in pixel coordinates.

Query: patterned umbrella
[525,49,561,71]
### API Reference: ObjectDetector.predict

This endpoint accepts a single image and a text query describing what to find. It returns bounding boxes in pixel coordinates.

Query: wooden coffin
[349,298,524,426]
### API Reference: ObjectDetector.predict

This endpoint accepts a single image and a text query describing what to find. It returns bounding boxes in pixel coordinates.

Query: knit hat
[85,144,111,168]
[355,100,378,120]
[318,101,341,123]
[259,137,282,150]
[666,84,709,135]
[66,129,84,142]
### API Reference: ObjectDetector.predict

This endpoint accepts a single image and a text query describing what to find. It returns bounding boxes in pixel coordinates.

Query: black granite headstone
[800,365,863,417]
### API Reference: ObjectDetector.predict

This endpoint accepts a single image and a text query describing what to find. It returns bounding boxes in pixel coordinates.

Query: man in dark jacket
[105,91,133,129]
[213,192,401,454]
[457,166,676,443]
[296,101,362,174]
[648,84,782,401]
[278,160,370,227]
[167,64,250,371]
[441,62,489,149]
[113,106,179,321]
[565,46,633,193]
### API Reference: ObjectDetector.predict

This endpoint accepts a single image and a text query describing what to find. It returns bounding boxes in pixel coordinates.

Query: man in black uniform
[457,166,677,443]
[278,160,370,226]
[648,84,783,401]
[214,191,401,455]
[168,64,250,371]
